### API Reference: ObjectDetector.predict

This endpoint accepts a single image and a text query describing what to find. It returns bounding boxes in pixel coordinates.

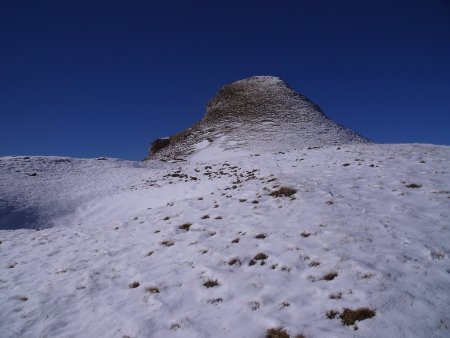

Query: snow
[194,140,211,150]
[1,143,450,338]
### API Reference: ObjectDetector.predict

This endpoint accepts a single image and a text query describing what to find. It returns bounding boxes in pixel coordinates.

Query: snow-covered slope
[146,76,370,160]
[1,143,449,338]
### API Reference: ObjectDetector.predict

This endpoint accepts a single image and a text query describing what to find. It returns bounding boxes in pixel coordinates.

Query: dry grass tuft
[340,307,376,326]
[146,286,160,294]
[170,323,181,330]
[269,186,297,197]
[322,272,338,281]
[254,252,268,260]
[266,328,290,338]
[129,281,140,288]
[405,183,422,188]
[309,261,320,267]
[329,292,342,299]
[326,310,339,319]
[208,298,223,304]
[160,240,174,247]
[266,328,305,338]
[178,223,192,231]
[203,279,220,288]
[228,257,241,266]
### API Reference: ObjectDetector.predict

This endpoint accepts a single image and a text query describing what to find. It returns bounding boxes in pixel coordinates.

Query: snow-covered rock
[146,76,370,160]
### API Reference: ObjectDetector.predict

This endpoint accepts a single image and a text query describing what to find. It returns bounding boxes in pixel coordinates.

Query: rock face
[149,138,171,155]
[146,76,370,160]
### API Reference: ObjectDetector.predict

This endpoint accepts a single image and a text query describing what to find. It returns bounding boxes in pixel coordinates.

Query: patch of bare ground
[340,308,376,326]
[160,240,174,247]
[228,257,241,266]
[266,328,306,338]
[203,279,220,288]
[178,223,192,231]
[269,186,297,197]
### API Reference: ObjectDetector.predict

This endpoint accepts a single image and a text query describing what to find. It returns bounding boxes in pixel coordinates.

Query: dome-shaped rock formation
[146,76,369,160]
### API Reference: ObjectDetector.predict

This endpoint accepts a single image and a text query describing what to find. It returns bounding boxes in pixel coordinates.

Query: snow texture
[1,142,450,338]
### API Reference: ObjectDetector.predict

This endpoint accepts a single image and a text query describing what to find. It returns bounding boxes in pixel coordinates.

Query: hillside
[146,76,369,160]
[1,142,449,338]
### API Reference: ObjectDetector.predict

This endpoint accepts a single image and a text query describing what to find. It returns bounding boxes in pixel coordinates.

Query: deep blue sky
[1,0,449,160]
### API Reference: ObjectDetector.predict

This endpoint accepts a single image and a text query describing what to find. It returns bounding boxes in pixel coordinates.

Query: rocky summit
[147,76,370,160]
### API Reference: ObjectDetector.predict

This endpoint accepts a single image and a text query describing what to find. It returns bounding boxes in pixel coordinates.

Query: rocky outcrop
[150,138,171,155]
[146,76,370,160]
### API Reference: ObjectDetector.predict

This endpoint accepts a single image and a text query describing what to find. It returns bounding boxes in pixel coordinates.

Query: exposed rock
[150,137,171,155]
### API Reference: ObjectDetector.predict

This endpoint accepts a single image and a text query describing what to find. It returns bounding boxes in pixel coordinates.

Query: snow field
[1,143,449,337]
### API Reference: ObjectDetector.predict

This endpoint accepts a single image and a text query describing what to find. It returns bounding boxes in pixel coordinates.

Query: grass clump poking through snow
[208,298,223,304]
[322,272,338,281]
[326,310,339,319]
[309,261,320,267]
[160,240,174,246]
[266,328,290,338]
[254,252,268,260]
[145,286,160,294]
[340,307,376,326]
[203,279,220,288]
[250,252,268,266]
[269,186,297,197]
[266,328,305,338]
[329,292,342,299]
[405,183,422,188]
[178,223,192,231]
[228,257,241,265]
[129,281,140,289]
